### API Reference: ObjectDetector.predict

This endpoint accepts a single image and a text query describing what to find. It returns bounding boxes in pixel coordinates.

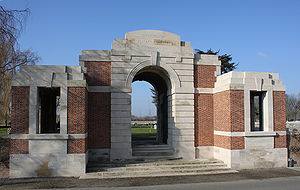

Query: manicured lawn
[132,125,157,141]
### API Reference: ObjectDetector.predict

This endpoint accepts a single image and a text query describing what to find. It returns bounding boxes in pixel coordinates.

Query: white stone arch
[127,59,178,146]
[125,60,181,89]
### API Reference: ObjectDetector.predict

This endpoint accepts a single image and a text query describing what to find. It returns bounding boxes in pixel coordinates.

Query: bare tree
[286,94,300,121]
[0,5,39,126]
[0,73,11,126]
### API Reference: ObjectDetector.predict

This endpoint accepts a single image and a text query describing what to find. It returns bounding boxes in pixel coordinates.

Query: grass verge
[131,125,157,141]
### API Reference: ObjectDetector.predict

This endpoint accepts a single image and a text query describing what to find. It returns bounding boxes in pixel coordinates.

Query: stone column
[110,59,133,160]
[168,57,195,160]
[29,86,38,134]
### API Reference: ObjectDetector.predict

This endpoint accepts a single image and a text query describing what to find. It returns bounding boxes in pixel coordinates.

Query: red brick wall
[194,65,216,88]
[88,92,111,148]
[85,61,111,86]
[230,91,244,132]
[67,138,87,154]
[85,61,111,149]
[10,139,29,154]
[194,94,214,146]
[214,90,244,132]
[214,135,244,150]
[194,90,244,148]
[231,136,245,149]
[273,91,286,132]
[214,91,231,132]
[274,135,287,148]
[213,90,244,149]
[68,87,88,134]
[273,91,287,148]
[11,86,30,134]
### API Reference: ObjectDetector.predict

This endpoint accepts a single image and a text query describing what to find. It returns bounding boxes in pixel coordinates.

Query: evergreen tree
[195,49,238,74]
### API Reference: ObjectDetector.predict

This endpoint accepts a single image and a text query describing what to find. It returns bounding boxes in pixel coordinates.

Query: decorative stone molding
[125,60,181,89]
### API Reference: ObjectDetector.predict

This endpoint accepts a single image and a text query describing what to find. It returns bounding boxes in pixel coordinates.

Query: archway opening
[131,81,157,143]
[131,66,170,145]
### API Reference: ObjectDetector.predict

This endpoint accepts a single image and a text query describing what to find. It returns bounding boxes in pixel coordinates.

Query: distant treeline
[131,115,157,121]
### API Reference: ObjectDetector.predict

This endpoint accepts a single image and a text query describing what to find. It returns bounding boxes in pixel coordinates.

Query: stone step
[83,159,235,179]
[87,158,180,168]
[87,163,227,172]
[132,149,174,156]
[130,156,181,161]
[101,167,231,176]
[132,144,174,157]
[132,144,171,148]
[132,146,172,151]
[87,159,223,168]
[81,168,237,179]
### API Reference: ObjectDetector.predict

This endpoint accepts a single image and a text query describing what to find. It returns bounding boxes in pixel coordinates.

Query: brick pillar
[10,86,30,155]
[273,91,287,148]
[194,65,217,89]
[11,86,30,134]
[67,87,88,153]
[85,61,111,86]
[88,92,111,148]
[194,94,214,146]
[84,61,112,150]
[194,65,216,147]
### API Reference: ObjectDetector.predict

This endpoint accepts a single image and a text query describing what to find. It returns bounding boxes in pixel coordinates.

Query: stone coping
[244,131,277,137]
[214,131,284,137]
[0,134,10,139]
[10,133,87,140]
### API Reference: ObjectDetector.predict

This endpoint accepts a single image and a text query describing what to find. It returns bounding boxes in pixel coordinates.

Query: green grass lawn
[0,128,8,135]
[131,125,157,141]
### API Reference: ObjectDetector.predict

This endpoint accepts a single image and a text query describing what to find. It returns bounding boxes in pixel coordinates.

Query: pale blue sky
[2,0,300,116]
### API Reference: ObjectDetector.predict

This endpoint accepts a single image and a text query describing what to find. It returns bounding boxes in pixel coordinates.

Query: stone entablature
[9,30,287,178]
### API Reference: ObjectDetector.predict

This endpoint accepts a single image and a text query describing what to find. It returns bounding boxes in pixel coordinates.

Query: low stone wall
[287,122,300,167]
[0,136,9,178]
[287,121,300,132]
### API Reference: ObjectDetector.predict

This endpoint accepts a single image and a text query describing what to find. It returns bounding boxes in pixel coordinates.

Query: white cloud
[257,52,268,57]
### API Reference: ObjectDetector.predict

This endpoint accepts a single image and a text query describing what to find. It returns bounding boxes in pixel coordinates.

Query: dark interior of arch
[133,68,169,144]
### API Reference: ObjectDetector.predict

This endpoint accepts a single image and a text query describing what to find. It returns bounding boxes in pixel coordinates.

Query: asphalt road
[1,168,300,190]
[43,176,300,190]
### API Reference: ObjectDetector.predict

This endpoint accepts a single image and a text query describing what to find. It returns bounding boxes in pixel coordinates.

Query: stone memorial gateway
[9,30,287,177]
